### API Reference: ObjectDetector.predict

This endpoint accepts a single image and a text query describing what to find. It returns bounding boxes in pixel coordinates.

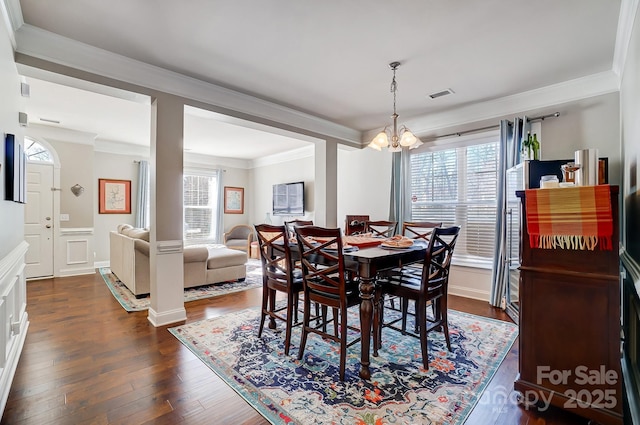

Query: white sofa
[109,224,247,296]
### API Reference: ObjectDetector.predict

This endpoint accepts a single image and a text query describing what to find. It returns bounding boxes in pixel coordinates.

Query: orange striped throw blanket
[525,185,613,250]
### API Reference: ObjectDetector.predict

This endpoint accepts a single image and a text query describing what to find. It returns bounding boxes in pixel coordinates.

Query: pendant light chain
[367,61,422,152]
[391,67,398,117]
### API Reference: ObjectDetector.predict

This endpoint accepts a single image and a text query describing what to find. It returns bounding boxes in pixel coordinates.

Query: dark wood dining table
[274,234,428,379]
[344,241,428,379]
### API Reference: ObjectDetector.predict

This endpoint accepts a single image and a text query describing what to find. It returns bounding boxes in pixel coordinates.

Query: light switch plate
[60,214,69,221]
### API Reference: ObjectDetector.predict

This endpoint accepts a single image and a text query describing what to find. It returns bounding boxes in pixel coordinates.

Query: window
[410,139,499,263]
[183,169,222,244]
[24,138,53,162]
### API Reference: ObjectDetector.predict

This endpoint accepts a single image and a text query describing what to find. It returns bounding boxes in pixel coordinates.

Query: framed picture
[224,186,244,214]
[99,178,131,214]
[4,133,26,203]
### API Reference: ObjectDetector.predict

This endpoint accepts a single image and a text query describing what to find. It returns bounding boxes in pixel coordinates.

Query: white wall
[337,147,393,226]
[93,151,140,263]
[539,92,621,185]
[0,13,29,417]
[220,165,252,234]
[0,21,24,259]
[251,152,315,227]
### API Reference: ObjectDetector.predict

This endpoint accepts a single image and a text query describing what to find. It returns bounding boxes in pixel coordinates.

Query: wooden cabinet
[514,186,623,425]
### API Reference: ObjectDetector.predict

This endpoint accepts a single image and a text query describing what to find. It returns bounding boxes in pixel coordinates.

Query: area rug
[169,305,518,425]
[99,261,262,312]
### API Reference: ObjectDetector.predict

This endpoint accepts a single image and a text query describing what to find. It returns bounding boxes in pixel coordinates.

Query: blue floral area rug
[169,304,518,425]
[99,261,262,312]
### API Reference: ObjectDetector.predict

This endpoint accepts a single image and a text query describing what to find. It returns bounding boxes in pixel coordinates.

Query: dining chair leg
[298,297,311,361]
[333,308,339,337]
[417,300,429,370]
[258,284,269,338]
[293,292,300,323]
[268,288,277,329]
[401,297,409,334]
[339,307,348,381]
[439,295,452,351]
[373,289,382,355]
[284,293,295,356]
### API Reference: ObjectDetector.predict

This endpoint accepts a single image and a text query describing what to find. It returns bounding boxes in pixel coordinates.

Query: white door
[25,162,54,278]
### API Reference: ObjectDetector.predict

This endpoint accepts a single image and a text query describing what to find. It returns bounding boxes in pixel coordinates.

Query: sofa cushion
[118,223,134,234]
[123,228,150,241]
[184,246,209,263]
[207,247,247,268]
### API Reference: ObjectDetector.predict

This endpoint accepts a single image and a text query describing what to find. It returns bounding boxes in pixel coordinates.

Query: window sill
[451,257,493,270]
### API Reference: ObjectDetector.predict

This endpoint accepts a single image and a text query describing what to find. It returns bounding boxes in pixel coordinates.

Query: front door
[24,162,54,278]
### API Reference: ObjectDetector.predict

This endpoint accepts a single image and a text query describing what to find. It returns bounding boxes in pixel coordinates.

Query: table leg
[359,275,375,380]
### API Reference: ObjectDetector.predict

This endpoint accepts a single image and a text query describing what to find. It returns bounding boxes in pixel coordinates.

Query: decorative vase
[264,212,272,224]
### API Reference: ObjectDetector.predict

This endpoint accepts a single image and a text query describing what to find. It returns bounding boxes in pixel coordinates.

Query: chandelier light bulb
[374,131,389,147]
[400,130,417,146]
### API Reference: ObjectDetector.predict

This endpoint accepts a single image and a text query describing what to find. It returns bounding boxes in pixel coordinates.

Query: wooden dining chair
[364,220,397,238]
[382,222,443,327]
[402,221,442,242]
[284,219,314,238]
[375,225,461,370]
[294,225,361,381]
[254,224,303,356]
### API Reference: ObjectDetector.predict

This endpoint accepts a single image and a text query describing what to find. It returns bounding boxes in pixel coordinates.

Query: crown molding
[94,139,150,157]
[362,70,620,143]
[613,0,640,76]
[184,151,251,170]
[14,24,361,145]
[26,123,97,145]
[252,146,314,169]
[1,0,23,48]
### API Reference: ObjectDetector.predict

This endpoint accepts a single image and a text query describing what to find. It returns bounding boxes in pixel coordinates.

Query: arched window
[24,138,53,163]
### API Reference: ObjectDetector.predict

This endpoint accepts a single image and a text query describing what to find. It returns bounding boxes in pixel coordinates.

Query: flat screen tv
[273,181,304,216]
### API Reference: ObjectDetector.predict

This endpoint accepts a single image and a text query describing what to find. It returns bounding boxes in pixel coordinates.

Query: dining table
[344,240,428,379]
[278,233,429,380]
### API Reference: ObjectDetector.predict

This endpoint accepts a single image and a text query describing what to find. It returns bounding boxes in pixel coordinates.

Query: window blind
[183,171,221,244]
[410,141,499,262]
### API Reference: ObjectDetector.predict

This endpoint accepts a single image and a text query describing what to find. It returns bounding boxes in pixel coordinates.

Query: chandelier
[368,61,422,152]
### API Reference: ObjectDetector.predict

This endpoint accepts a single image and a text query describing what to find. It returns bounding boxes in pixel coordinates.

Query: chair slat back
[402,221,442,242]
[294,226,347,297]
[285,219,314,238]
[421,226,461,291]
[364,220,397,238]
[255,224,295,287]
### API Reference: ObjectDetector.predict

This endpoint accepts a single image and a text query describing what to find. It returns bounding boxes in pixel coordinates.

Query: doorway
[24,139,57,279]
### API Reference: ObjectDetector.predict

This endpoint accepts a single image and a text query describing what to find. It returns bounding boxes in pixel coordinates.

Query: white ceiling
[12,0,623,159]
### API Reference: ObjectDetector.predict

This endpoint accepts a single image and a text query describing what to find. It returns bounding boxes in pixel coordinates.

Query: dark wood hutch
[514,186,623,425]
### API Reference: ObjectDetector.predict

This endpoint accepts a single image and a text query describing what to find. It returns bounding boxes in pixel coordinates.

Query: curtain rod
[431,112,560,140]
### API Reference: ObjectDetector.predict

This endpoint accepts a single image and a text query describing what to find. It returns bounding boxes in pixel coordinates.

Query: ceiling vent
[428,88,454,99]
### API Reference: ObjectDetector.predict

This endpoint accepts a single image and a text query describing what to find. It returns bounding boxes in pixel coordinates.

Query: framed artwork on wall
[99,178,131,214]
[4,133,26,203]
[224,186,244,214]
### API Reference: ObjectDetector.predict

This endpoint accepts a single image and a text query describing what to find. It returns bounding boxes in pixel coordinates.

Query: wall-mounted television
[273,181,304,216]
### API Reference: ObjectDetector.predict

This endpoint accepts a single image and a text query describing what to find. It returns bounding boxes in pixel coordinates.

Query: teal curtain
[389,149,410,234]
[489,120,514,307]
[135,160,149,229]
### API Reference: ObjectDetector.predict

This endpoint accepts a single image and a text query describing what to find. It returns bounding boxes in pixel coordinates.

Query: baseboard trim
[59,267,97,277]
[94,261,109,269]
[147,307,186,327]
[449,285,490,302]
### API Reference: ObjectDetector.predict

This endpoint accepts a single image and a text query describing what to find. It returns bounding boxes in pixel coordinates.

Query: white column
[147,94,186,326]
[314,139,338,228]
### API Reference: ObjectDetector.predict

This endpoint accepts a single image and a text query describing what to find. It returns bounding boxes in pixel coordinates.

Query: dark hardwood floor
[1,272,592,424]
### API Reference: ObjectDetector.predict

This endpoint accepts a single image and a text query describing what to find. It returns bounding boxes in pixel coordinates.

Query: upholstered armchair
[223,224,254,253]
